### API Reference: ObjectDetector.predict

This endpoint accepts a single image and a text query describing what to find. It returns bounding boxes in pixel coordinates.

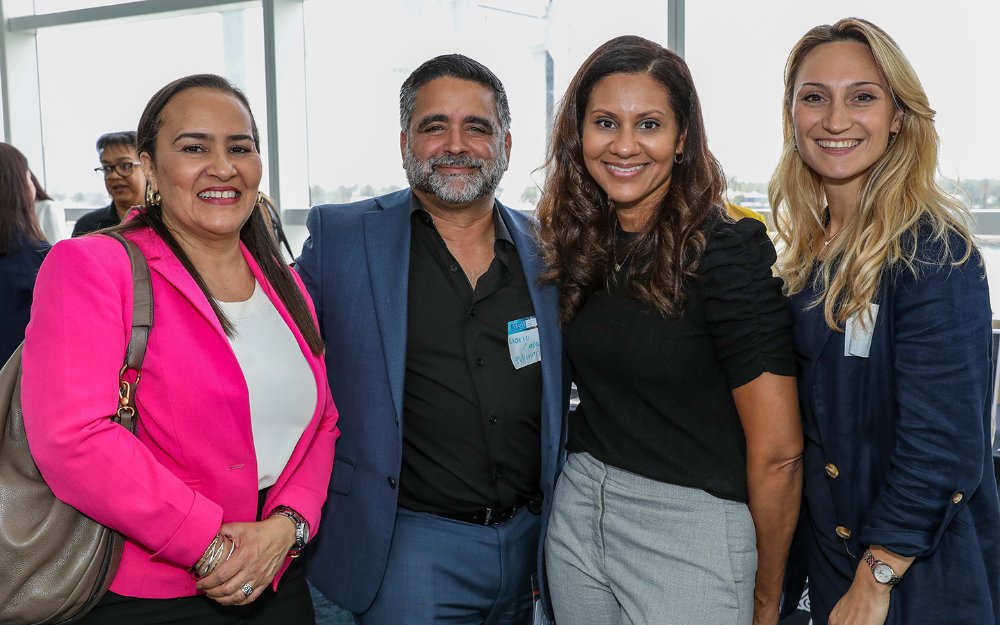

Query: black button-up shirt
[399,198,542,514]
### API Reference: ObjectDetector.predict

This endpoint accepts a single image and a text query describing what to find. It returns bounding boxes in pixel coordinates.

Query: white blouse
[216,281,317,489]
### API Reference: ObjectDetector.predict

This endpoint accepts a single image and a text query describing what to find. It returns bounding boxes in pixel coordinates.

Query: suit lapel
[499,206,566,476]
[132,229,230,344]
[363,192,412,423]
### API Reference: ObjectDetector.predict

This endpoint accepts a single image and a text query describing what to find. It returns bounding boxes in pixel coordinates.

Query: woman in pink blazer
[21,74,339,624]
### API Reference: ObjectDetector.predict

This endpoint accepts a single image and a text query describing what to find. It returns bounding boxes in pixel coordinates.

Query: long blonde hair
[769,17,973,330]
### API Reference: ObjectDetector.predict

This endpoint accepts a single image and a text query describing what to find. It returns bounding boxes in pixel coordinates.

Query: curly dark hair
[537,35,726,322]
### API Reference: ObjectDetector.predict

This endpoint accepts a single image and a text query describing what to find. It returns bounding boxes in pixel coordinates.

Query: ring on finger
[240,582,254,599]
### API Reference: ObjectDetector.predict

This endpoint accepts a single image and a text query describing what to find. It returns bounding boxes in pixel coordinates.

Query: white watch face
[873,563,894,584]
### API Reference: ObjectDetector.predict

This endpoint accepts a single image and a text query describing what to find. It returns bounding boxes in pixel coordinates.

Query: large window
[5,0,998,295]
[32,6,267,205]
[302,0,669,210]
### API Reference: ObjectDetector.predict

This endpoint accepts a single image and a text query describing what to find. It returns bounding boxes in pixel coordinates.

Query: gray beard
[403,144,507,205]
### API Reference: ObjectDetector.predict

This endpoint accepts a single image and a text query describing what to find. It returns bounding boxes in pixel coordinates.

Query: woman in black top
[0,143,50,364]
[537,36,802,625]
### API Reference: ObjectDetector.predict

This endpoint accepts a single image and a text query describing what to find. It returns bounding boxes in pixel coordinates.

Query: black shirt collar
[409,193,514,247]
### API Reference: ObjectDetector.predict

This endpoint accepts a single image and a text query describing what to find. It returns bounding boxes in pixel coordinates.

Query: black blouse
[564,216,796,502]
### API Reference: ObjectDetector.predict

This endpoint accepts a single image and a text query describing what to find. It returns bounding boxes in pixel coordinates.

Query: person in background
[298,54,565,624]
[30,170,69,242]
[0,144,50,364]
[770,18,1000,625]
[73,130,147,236]
[537,35,802,625]
[22,74,339,624]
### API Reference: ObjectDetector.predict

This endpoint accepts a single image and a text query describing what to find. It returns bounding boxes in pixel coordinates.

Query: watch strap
[270,506,309,557]
[863,548,903,587]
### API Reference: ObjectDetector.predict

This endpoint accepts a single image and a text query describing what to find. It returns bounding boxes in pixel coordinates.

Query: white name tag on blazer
[844,303,879,358]
[508,316,541,369]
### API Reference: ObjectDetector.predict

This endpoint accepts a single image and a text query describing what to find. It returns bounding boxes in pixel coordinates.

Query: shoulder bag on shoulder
[0,233,152,624]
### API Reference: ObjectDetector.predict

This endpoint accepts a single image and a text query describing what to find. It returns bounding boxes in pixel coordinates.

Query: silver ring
[240,582,254,598]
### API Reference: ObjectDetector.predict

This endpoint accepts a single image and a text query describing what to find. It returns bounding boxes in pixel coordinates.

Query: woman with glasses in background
[73,130,147,236]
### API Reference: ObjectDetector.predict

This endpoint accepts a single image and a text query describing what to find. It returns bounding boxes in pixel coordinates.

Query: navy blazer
[783,230,1000,624]
[297,189,566,616]
[0,237,49,364]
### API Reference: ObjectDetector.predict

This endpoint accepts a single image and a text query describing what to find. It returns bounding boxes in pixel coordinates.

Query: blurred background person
[30,170,69,242]
[537,35,802,625]
[22,74,339,624]
[771,18,1000,625]
[73,130,146,236]
[0,143,50,364]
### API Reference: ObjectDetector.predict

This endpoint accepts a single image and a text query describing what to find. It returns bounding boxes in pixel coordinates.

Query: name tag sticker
[844,303,879,358]
[508,316,541,370]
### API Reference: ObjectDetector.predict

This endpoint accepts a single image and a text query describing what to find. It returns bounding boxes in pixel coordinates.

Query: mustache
[427,154,485,170]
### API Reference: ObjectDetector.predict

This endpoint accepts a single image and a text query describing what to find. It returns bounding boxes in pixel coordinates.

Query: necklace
[611,211,636,272]
[612,233,634,272]
[613,248,632,273]
[821,206,842,247]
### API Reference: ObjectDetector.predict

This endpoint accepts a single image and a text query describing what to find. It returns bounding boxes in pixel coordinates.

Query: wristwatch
[271,506,309,558]
[863,548,903,587]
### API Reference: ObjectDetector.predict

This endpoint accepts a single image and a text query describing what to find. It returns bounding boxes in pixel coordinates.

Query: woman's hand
[196,516,296,605]
[830,547,911,625]
[752,595,780,625]
[828,562,891,625]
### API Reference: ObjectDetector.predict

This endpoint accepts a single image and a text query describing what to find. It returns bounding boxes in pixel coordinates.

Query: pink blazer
[21,227,339,598]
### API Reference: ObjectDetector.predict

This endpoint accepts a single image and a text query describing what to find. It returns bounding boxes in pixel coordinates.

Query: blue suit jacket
[783,230,1000,624]
[297,189,566,616]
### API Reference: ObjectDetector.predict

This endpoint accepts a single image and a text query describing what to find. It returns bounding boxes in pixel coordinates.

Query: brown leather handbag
[0,234,152,624]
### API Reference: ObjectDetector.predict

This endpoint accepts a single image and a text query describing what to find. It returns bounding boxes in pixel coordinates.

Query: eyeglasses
[94,161,141,178]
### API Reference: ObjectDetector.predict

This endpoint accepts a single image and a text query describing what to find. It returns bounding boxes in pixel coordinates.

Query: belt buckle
[483,506,493,525]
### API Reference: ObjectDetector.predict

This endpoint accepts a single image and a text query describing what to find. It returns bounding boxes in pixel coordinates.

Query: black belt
[432,496,543,526]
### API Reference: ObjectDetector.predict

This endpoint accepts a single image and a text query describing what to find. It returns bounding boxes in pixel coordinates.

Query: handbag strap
[106,233,152,434]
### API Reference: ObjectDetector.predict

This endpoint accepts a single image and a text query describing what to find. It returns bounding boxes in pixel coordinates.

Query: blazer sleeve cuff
[149,490,223,568]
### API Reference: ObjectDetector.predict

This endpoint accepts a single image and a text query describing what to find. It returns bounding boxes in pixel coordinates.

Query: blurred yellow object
[726,202,766,224]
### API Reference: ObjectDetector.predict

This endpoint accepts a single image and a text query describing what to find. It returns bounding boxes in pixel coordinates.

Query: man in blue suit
[298,54,565,625]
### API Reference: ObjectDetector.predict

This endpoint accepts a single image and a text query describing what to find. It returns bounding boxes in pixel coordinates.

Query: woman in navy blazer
[0,142,50,364]
[770,18,1000,625]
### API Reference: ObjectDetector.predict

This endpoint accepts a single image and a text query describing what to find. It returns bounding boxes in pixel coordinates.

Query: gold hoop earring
[145,187,161,208]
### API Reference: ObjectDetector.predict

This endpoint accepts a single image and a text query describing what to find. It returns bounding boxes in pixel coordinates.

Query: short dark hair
[399,54,510,134]
[96,130,137,153]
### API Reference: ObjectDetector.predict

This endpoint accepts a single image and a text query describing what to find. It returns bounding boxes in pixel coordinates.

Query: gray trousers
[544,452,756,625]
